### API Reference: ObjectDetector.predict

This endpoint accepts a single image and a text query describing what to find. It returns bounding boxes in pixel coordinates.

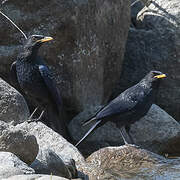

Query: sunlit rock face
[0,0,130,114]
[85,145,180,180]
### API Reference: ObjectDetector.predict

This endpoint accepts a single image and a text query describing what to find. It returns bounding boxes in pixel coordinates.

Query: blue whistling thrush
[10,35,70,140]
[75,71,166,146]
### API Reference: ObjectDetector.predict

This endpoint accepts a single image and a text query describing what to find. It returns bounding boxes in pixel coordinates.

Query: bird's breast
[16,61,47,98]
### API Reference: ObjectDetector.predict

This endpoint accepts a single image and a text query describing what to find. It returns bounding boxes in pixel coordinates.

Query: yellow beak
[36,36,53,43]
[154,74,166,79]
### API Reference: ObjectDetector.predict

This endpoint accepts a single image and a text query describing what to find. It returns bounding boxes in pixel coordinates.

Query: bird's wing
[38,65,63,108]
[96,85,145,119]
[10,61,21,90]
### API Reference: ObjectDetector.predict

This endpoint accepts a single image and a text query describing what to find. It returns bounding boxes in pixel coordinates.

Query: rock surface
[30,149,76,179]
[17,121,85,178]
[69,104,180,155]
[117,0,180,121]
[0,121,38,165]
[0,0,130,115]
[84,145,180,179]
[0,78,29,125]
[2,174,78,180]
[130,104,180,155]
[0,152,34,179]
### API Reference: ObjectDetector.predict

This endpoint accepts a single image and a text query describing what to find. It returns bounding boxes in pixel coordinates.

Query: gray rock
[69,104,180,155]
[117,0,180,121]
[0,121,38,165]
[31,149,76,179]
[2,174,74,180]
[17,121,86,178]
[0,78,29,125]
[0,152,34,179]
[0,0,130,115]
[130,104,180,155]
[84,145,180,180]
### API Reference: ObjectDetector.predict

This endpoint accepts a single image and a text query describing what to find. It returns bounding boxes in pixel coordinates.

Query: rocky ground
[1,78,180,179]
[0,0,180,179]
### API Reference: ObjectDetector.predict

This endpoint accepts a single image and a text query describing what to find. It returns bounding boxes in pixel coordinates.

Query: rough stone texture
[16,121,86,178]
[130,104,180,155]
[69,104,180,156]
[31,149,77,179]
[0,121,38,165]
[0,78,29,125]
[2,174,76,180]
[0,0,130,114]
[84,145,180,179]
[0,152,34,179]
[116,0,180,121]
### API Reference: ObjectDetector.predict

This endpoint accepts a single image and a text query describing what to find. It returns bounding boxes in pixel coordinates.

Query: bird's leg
[27,107,45,123]
[125,125,135,144]
[28,107,39,119]
[120,126,134,145]
[36,110,45,121]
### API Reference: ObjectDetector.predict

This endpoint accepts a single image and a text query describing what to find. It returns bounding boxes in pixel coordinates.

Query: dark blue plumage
[10,35,69,140]
[76,71,166,146]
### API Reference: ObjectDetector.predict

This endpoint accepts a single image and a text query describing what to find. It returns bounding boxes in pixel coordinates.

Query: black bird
[10,35,70,140]
[75,71,166,146]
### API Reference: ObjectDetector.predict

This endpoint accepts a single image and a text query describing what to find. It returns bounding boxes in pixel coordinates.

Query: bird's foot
[27,118,39,123]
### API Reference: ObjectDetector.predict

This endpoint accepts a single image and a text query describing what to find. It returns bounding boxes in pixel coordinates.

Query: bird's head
[148,71,166,81]
[24,35,53,53]
[141,71,166,88]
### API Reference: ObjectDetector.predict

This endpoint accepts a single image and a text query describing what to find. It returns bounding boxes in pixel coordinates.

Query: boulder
[130,104,180,155]
[0,0,130,114]
[85,145,180,179]
[0,152,34,179]
[16,121,86,178]
[0,121,38,165]
[0,78,29,125]
[30,149,76,179]
[2,174,78,180]
[116,0,180,121]
[69,104,180,155]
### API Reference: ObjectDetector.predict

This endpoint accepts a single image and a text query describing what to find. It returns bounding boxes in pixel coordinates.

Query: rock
[0,152,34,179]
[0,78,29,125]
[0,121,38,165]
[31,149,76,179]
[117,0,180,121]
[69,104,180,155]
[2,174,77,180]
[85,145,180,179]
[16,121,86,178]
[0,0,130,114]
[130,104,180,155]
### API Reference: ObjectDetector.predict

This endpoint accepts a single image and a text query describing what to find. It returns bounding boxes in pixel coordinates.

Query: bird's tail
[46,104,71,141]
[82,117,96,126]
[75,120,101,147]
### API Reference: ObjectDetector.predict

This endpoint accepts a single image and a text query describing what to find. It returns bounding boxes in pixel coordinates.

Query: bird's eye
[32,36,38,42]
